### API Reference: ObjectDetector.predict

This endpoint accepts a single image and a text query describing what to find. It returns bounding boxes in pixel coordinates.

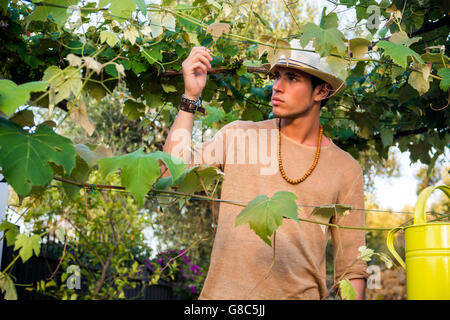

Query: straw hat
[264,39,346,95]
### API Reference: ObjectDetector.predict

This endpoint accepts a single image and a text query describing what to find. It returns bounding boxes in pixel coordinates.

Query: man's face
[270,67,320,119]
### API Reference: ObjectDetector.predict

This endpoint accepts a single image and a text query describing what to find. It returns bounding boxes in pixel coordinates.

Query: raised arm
[162,47,213,177]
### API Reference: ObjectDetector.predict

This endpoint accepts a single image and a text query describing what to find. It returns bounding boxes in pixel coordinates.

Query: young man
[163,39,368,300]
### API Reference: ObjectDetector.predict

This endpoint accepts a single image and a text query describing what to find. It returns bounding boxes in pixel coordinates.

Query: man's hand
[181,46,213,101]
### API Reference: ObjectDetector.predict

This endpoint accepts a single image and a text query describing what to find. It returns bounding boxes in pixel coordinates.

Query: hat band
[277,58,319,70]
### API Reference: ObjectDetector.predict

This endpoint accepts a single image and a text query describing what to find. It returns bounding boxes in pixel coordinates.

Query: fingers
[182,46,213,71]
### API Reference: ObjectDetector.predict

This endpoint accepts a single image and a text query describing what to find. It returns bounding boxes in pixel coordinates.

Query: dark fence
[1,235,179,300]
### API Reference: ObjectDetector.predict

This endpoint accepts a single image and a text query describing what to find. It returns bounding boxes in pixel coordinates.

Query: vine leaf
[97,149,187,206]
[408,63,431,95]
[349,38,371,59]
[124,26,139,45]
[70,101,95,136]
[376,40,424,69]
[206,22,231,41]
[9,109,35,128]
[0,221,19,247]
[437,68,450,91]
[258,36,291,68]
[0,273,17,300]
[0,80,48,116]
[14,233,41,263]
[43,66,82,104]
[338,278,357,300]
[100,0,136,21]
[100,30,119,47]
[235,191,299,246]
[177,165,224,194]
[300,23,346,56]
[357,246,375,261]
[310,204,351,232]
[0,117,76,196]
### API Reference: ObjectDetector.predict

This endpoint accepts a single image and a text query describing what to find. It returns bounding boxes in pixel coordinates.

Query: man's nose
[272,78,284,92]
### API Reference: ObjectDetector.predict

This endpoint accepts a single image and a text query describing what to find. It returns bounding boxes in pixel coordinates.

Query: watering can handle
[387,227,406,269]
[414,185,450,224]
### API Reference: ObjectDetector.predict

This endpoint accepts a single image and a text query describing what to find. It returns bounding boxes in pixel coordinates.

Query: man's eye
[288,75,297,81]
[270,73,280,80]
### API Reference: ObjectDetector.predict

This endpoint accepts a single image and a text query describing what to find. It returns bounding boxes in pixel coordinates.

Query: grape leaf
[437,68,450,91]
[43,66,82,104]
[310,204,351,232]
[0,221,19,247]
[97,149,187,206]
[357,245,375,261]
[0,273,17,300]
[26,0,74,26]
[235,191,299,246]
[177,165,224,194]
[338,278,357,300]
[14,233,41,263]
[320,8,338,29]
[300,23,346,56]
[408,63,431,95]
[376,40,424,69]
[0,80,48,116]
[0,117,76,196]
[349,38,371,59]
[206,22,231,41]
[9,109,35,128]
[100,30,119,47]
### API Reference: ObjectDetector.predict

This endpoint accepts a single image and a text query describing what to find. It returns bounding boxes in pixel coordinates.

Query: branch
[160,65,269,77]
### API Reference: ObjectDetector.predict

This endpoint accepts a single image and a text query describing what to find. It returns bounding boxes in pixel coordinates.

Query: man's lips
[271,97,284,105]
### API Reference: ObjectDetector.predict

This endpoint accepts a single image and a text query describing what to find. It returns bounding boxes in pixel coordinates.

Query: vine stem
[52,175,407,232]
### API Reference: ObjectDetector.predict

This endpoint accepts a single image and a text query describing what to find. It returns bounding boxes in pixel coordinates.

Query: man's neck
[279,115,330,147]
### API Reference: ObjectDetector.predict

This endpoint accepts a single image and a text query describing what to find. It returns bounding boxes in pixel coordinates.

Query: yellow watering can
[387,184,450,300]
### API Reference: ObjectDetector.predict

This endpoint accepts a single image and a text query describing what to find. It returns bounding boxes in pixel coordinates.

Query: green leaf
[376,40,424,69]
[26,0,73,26]
[134,0,146,15]
[0,273,17,300]
[320,8,338,29]
[100,30,119,47]
[142,48,163,64]
[310,204,351,232]
[300,23,346,56]
[203,105,226,126]
[177,166,224,194]
[235,191,299,246]
[338,278,357,300]
[437,68,450,91]
[9,109,35,127]
[0,221,19,247]
[97,149,187,206]
[0,80,48,116]
[108,0,136,21]
[43,66,82,104]
[14,233,41,263]
[357,245,375,261]
[0,117,76,196]
[380,127,394,147]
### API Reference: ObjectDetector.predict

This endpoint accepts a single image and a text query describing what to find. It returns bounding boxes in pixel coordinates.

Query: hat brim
[262,61,346,95]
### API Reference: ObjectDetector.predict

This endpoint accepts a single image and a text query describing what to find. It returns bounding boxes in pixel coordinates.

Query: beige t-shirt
[183,118,368,300]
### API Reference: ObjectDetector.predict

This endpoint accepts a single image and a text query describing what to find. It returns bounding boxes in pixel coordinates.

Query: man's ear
[314,83,331,102]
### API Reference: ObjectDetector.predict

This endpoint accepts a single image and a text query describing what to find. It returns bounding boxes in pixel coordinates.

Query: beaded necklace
[278,119,323,184]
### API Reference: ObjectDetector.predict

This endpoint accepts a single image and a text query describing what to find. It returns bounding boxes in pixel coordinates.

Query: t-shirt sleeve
[331,165,369,282]
[186,122,232,172]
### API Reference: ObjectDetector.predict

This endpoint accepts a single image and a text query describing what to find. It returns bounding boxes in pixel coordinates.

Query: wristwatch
[180,94,205,114]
